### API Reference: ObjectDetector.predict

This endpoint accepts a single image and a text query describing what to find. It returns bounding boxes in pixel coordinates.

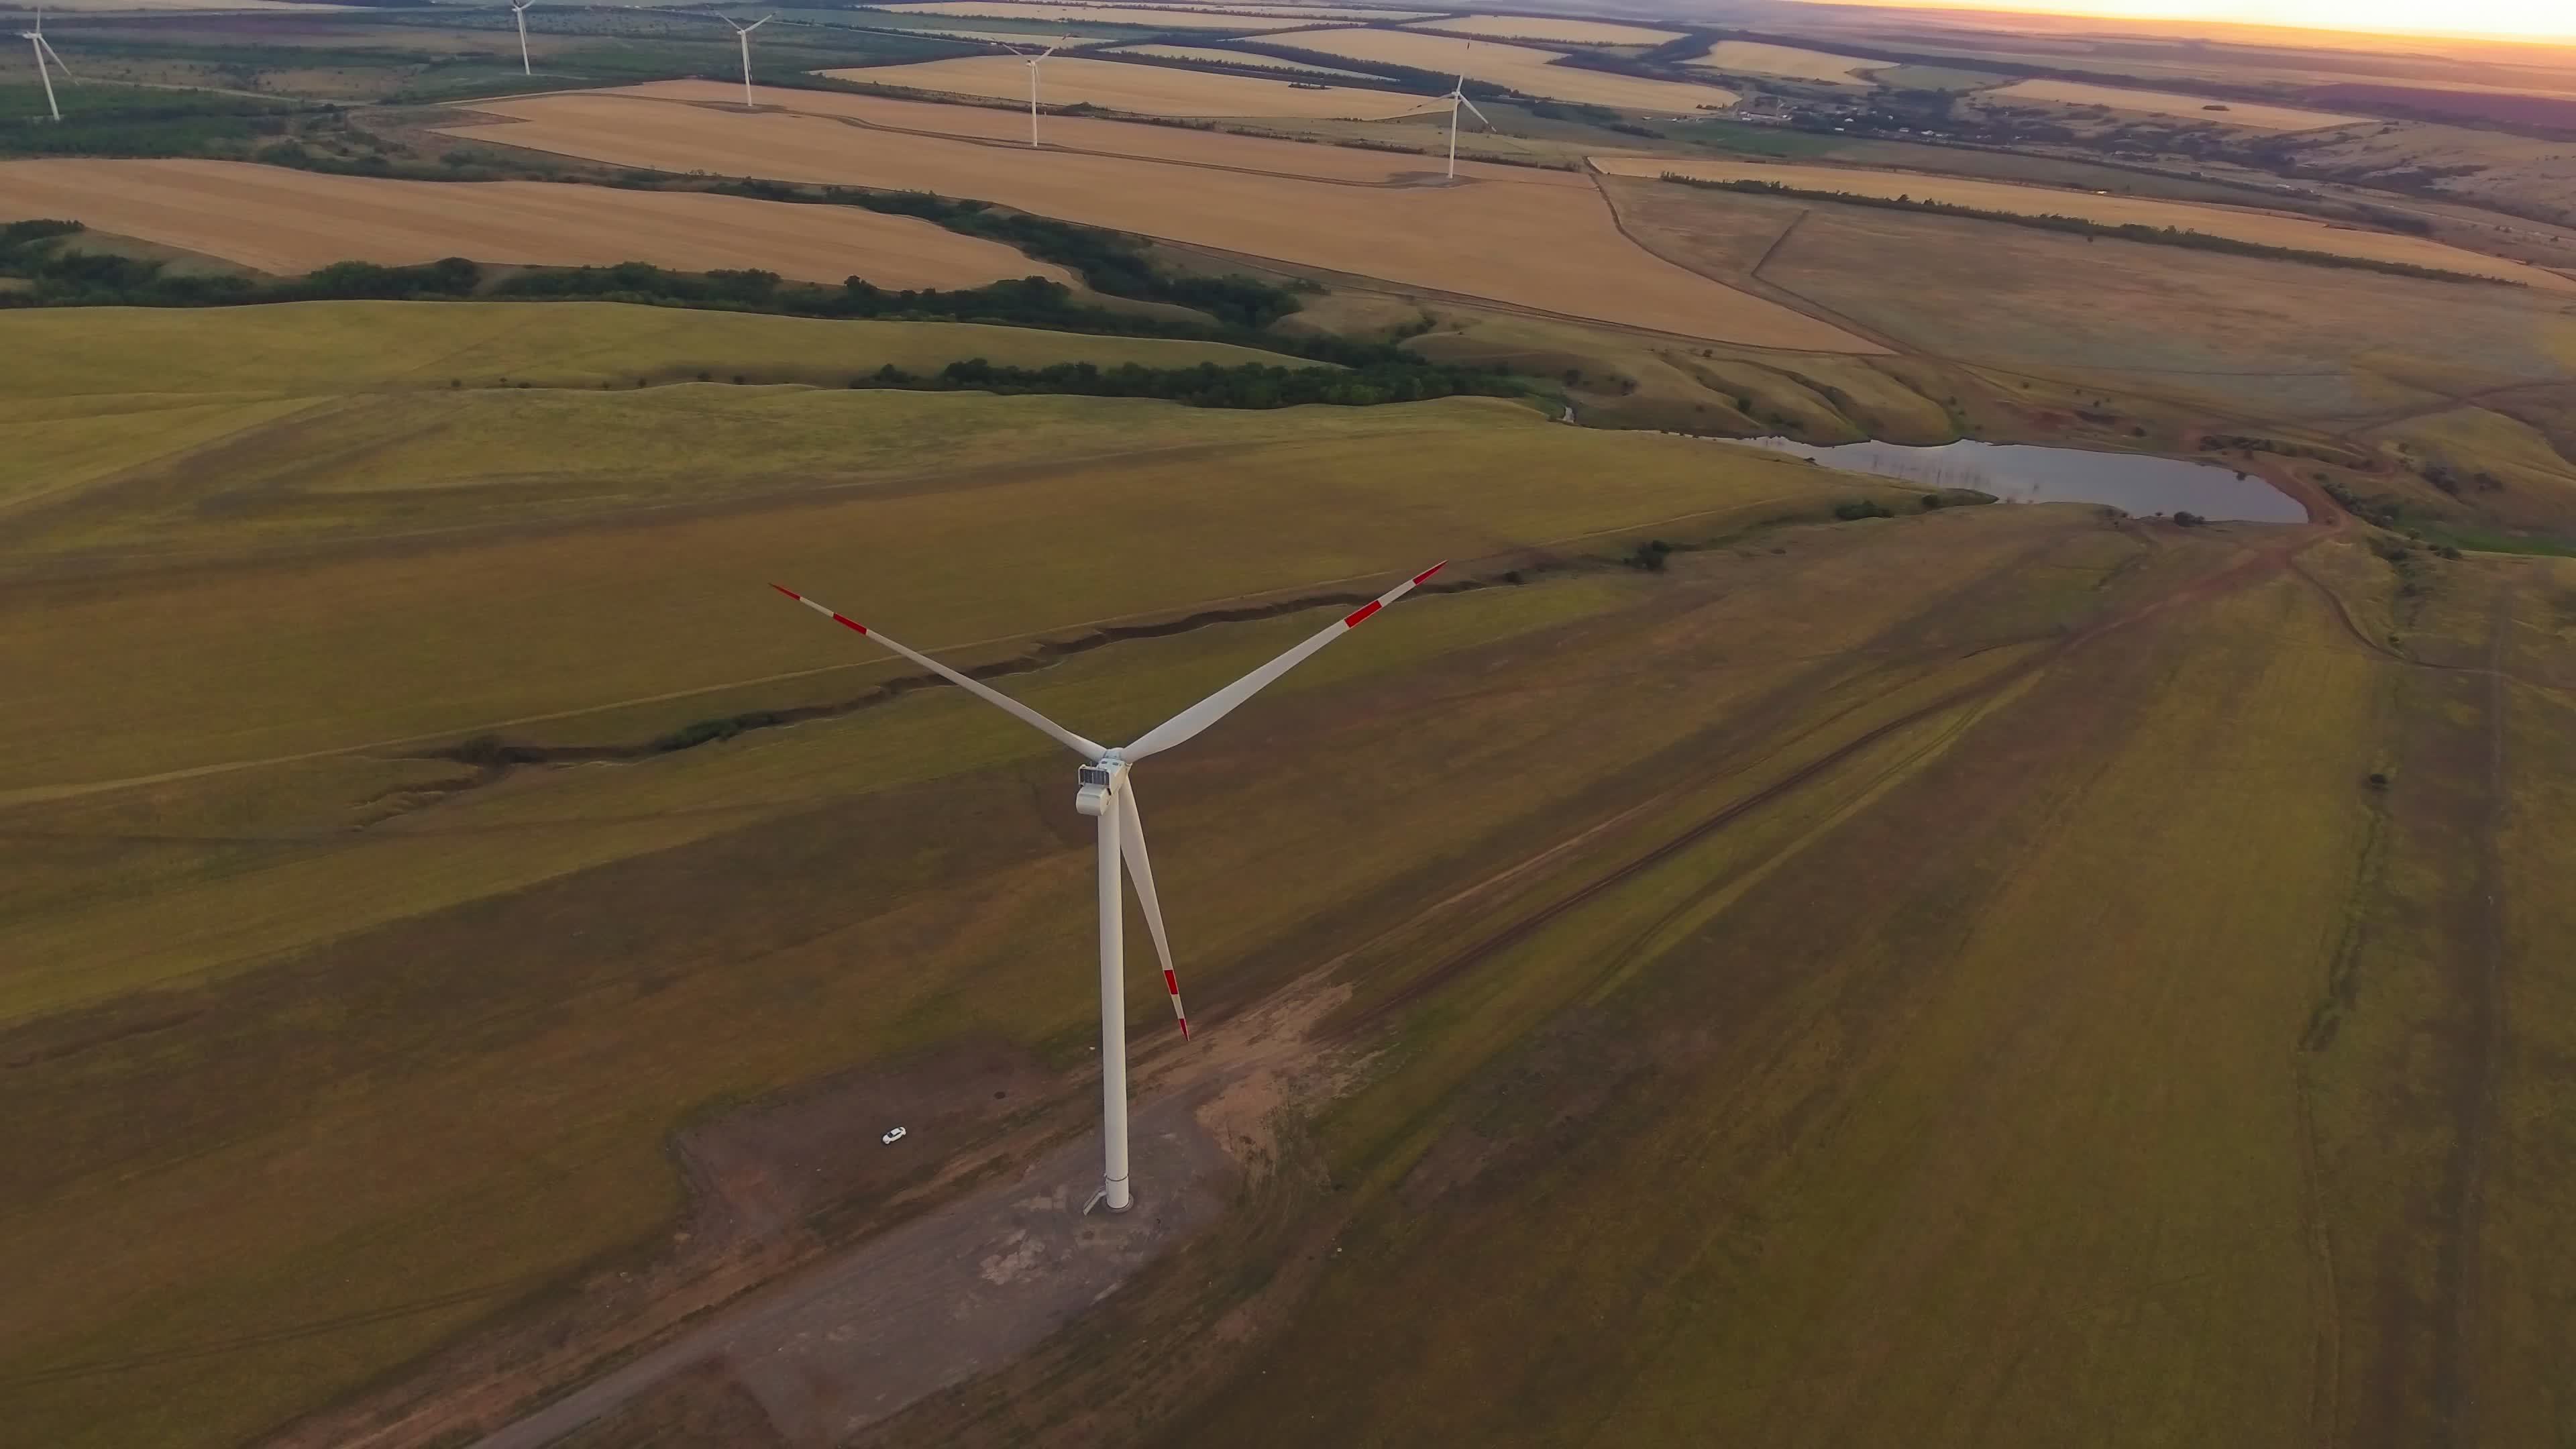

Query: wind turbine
[770,561,1446,1212]
[19,9,69,123]
[994,34,1071,148]
[508,0,533,76]
[721,13,771,109]
[1441,42,1491,181]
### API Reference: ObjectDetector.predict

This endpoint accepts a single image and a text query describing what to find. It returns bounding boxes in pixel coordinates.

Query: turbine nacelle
[1074,755,1126,816]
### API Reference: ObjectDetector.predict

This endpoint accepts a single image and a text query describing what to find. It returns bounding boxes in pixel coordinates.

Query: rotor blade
[1116,782,1188,1038]
[1460,95,1491,127]
[1122,561,1445,761]
[770,584,1105,759]
[38,36,70,76]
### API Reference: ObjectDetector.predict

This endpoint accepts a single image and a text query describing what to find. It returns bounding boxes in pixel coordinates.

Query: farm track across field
[1334,518,2324,1036]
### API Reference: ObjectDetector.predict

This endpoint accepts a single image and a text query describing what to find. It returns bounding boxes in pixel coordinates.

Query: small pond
[1741,437,2308,524]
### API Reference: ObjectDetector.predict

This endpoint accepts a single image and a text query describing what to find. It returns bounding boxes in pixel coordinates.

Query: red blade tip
[1412,561,1447,585]
[769,583,802,600]
[1178,1018,1191,1038]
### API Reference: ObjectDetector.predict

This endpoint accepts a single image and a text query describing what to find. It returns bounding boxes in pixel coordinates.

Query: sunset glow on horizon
[1799,0,2576,44]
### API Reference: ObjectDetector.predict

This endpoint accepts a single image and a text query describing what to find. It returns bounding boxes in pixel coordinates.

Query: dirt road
[467,1096,1231,1449]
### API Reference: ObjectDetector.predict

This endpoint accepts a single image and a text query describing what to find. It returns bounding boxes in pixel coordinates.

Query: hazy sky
[1822,0,2576,42]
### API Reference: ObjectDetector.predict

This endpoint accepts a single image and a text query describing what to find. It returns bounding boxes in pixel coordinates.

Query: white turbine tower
[509,0,533,76]
[20,9,69,123]
[723,14,771,109]
[771,561,1446,1212]
[996,34,1071,148]
[1441,43,1491,181]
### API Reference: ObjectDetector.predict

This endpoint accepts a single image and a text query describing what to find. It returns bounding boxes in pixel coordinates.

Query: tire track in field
[1595,174,2347,426]
[2429,587,2512,1447]
[1332,649,2033,1035]
[1334,527,2292,1036]
[1588,170,1900,355]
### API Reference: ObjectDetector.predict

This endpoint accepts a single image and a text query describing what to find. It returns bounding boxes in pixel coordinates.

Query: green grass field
[0,315,1925,1442]
[9,106,2576,1449]
[0,300,1320,521]
[843,529,2576,1449]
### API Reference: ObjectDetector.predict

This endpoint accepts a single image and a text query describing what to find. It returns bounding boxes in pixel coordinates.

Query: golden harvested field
[2292,122,2576,225]
[861,1,1307,29]
[1599,156,2576,292]
[0,160,1067,288]
[1280,28,1742,111]
[1114,43,1380,78]
[1060,2,1440,14]
[831,54,1438,118]
[1402,12,1683,45]
[1688,39,1880,83]
[1979,78,2369,131]
[1128,2,1437,13]
[585,78,1468,180]
[444,90,1874,349]
[900,25,1094,43]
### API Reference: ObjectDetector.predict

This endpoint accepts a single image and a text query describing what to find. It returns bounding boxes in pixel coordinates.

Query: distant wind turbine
[1442,42,1491,181]
[994,34,1071,148]
[20,9,70,123]
[509,0,533,76]
[770,561,1447,1213]
[722,14,772,109]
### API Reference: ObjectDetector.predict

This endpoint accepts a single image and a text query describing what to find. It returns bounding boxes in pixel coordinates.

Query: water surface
[1743,437,2307,524]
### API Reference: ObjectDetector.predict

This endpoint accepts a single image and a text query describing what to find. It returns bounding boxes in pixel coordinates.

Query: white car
[881,1126,906,1145]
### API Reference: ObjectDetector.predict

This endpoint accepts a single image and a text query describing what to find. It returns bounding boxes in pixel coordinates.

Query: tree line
[1055,47,1430,98]
[1659,175,2507,286]
[0,87,303,159]
[1213,40,1510,101]
[698,178,1303,329]
[0,221,486,303]
[853,356,1515,408]
[0,226,1527,409]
